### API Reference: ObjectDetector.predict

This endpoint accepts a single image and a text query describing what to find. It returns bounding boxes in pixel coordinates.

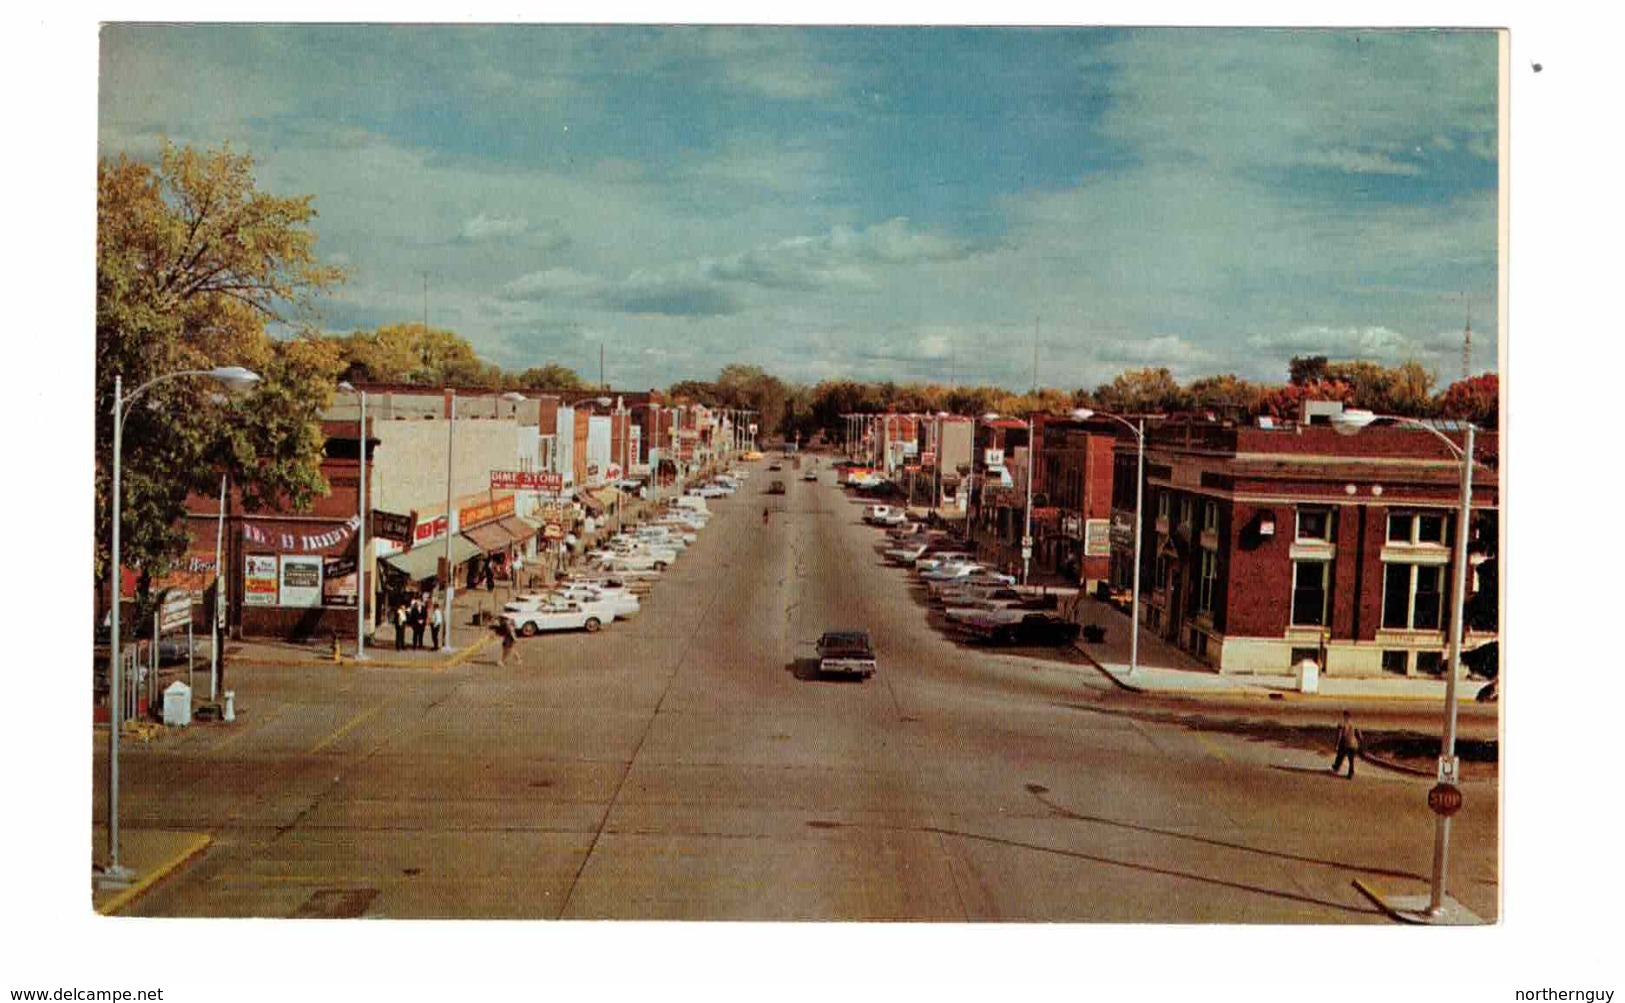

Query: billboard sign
[1084,518,1112,558]
[244,555,279,607]
[279,555,324,608]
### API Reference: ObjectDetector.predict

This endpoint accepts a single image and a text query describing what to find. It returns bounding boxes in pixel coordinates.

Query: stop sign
[1427,782,1464,817]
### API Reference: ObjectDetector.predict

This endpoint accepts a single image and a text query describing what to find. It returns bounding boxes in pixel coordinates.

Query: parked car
[914,552,974,575]
[919,562,993,583]
[814,630,876,679]
[802,469,818,482]
[953,611,1081,646]
[767,480,787,495]
[927,569,1017,595]
[884,542,931,565]
[551,584,640,619]
[502,600,610,636]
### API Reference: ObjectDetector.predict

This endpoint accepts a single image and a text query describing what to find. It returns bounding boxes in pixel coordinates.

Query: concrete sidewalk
[92,827,212,915]
[1066,595,1493,704]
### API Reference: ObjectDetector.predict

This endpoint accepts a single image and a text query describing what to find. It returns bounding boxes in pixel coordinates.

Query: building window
[1415,651,1445,676]
[1198,549,1217,614]
[1382,650,1409,675]
[1179,497,1193,530]
[1203,500,1219,534]
[1157,489,1170,521]
[1389,511,1448,545]
[1290,646,1320,668]
[1297,507,1334,541]
[1291,560,1330,627]
[1383,563,1446,631]
[1155,552,1172,590]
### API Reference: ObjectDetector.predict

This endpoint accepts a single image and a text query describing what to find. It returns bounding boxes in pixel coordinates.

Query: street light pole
[1071,409,1145,677]
[101,365,260,886]
[441,390,456,652]
[1021,417,1034,586]
[338,382,370,660]
[1334,409,1478,920]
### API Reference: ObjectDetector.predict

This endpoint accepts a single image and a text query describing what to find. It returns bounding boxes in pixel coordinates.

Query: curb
[1351,877,1416,924]
[96,832,212,917]
[232,634,497,671]
[1070,641,1145,693]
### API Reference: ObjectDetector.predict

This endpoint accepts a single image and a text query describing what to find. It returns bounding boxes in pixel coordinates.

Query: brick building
[1113,410,1498,677]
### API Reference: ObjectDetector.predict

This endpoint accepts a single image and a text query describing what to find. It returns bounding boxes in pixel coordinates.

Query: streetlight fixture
[100,364,261,887]
[336,382,370,661]
[1071,407,1145,678]
[1333,407,1481,923]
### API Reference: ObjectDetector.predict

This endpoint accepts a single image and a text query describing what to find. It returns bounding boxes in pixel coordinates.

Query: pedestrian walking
[409,598,425,649]
[1331,710,1362,779]
[393,604,407,651]
[430,605,442,649]
[484,564,496,592]
[497,617,520,666]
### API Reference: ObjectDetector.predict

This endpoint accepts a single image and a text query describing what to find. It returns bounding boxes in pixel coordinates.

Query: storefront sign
[244,555,279,607]
[150,555,219,602]
[984,448,1005,467]
[323,554,357,580]
[371,509,416,545]
[458,493,516,529]
[413,514,449,545]
[278,555,324,608]
[490,470,562,492]
[1062,514,1083,540]
[1084,518,1112,558]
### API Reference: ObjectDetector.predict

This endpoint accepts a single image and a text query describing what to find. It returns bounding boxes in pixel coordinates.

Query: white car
[688,485,730,498]
[927,569,1017,595]
[590,550,668,572]
[915,552,974,575]
[884,542,930,565]
[554,584,640,619]
[919,562,992,583]
[502,600,610,636]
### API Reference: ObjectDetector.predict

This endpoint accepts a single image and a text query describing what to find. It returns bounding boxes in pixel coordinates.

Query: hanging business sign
[490,470,562,492]
[244,555,279,607]
[371,509,416,545]
[278,555,324,608]
[242,515,360,554]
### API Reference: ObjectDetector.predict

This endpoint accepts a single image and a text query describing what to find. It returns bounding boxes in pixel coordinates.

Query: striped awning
[380,534,482,581]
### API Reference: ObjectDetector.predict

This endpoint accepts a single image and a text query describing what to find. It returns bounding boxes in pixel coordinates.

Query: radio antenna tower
[1461,294,1472,381]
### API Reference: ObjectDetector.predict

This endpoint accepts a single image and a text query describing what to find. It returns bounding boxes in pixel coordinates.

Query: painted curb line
[1351,877,1421,924]
[96,832,212,917]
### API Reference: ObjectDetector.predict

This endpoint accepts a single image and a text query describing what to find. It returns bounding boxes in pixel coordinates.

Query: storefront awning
[498,516,538,545]
[463,521,514,555]
[578,493,607,515]
[380,534,482,582]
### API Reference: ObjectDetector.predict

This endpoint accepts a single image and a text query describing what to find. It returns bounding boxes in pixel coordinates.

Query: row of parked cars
[498,472,744,637]
[871,519,1081,647]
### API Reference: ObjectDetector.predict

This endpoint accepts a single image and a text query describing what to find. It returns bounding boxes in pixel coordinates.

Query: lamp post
[1333,408,1479,922]
[441,390,456,652]
[1071,408,1145,678]
[336,383,370,660]
[101,364,260,886]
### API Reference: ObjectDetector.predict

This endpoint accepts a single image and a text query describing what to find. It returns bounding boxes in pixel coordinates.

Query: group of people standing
[392,594,442,651]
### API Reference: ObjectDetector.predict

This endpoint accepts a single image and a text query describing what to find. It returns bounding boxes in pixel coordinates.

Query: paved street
[98,465,1498,921]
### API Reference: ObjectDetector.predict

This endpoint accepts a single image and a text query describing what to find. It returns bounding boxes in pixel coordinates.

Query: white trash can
[223,690,236,723]
[1295,658,1320,694]
[162,680,192,727]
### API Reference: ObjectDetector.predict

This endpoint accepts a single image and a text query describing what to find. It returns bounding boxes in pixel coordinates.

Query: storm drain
[292,888,378,918]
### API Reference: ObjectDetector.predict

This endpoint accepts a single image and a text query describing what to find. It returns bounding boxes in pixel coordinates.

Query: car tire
[520,622,538,637]
[584,617,602,633]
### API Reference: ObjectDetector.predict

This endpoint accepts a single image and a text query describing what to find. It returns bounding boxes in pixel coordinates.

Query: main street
[101,462,1498,921]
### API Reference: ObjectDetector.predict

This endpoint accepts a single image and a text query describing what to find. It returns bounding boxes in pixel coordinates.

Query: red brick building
[1113,411,1498,677]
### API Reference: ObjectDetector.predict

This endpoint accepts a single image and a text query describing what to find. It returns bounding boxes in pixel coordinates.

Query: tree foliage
[511,363,586,391]
[1092,367,1186,415]
[1434,373,1499,427]
[97,142,345,605]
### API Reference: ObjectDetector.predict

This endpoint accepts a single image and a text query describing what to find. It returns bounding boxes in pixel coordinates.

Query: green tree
[97,142,345,610]
[1093,367,1187,414]
[511,363,586,391]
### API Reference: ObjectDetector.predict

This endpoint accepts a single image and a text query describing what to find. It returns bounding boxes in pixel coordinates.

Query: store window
[1290,646,1320,668]
[1383,563,1445,630]
[1291,560,1329,627]
[1415,651,1445,676]
[1297,507,1334,541]
[1382,650,1409,675]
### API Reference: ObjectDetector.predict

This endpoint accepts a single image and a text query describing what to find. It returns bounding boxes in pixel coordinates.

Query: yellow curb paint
[1195,731,1231,763]
[308,705,381,754]
[96,833,212,916]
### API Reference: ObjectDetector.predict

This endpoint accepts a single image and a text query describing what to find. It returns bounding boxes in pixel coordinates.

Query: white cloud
[458,213,530,243]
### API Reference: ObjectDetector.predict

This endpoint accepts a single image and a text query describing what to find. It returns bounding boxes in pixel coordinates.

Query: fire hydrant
[332,632,342,663]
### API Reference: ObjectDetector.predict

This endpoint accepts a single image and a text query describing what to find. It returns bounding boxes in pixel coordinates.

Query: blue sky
[99,25,1501,391]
